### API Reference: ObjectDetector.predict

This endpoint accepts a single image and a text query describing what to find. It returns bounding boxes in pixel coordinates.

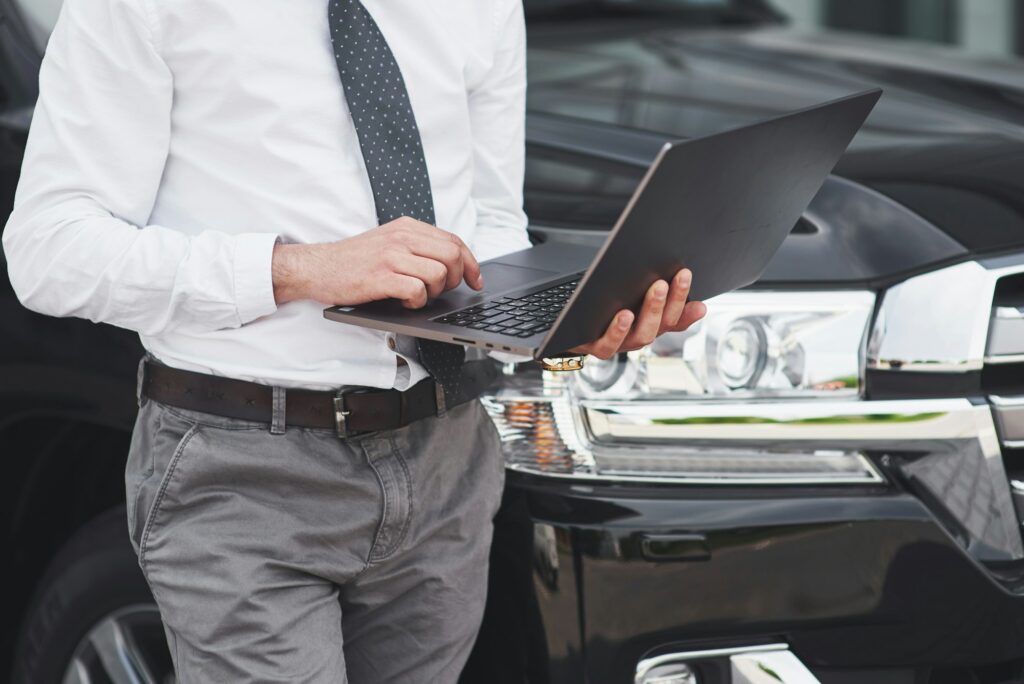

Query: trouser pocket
[125,401,200,559]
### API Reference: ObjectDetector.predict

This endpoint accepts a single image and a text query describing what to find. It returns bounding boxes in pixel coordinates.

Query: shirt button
[387,337,397,352]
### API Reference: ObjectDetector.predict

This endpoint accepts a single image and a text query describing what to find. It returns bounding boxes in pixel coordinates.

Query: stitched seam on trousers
[137,555,183,675]
[128,409,162,544]
[128,475,147,546]
[359,453,391,576]
[161,404,269,432]
[369,436,413,563]
[139,423,200,570]
[142,579,185,682]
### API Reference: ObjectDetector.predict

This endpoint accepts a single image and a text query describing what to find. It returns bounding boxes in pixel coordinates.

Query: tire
[11,507,173,684]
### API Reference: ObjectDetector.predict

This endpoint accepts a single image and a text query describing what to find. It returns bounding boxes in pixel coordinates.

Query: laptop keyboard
[432,273,584,338]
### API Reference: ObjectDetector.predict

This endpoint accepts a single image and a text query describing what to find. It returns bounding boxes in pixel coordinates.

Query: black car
[4,1,1024,683]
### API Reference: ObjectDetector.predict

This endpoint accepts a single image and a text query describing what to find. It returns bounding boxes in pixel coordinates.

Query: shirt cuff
[233,232,280,325]
[488,350,533,364]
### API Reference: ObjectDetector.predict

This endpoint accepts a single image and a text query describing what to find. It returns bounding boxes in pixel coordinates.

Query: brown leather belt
[141,360,497,437]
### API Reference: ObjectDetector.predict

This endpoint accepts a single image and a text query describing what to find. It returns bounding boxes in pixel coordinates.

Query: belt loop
[136,355,149,408]
[434,381,447,418]
[271,386,287,435]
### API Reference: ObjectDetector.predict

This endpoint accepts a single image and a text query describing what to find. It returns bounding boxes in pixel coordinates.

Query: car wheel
[11,507,174,684]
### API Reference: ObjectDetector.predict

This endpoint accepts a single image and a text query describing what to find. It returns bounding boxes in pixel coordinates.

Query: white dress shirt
[3,0,530,390]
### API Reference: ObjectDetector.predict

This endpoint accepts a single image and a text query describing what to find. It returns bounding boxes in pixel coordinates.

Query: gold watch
[538,355,586,372]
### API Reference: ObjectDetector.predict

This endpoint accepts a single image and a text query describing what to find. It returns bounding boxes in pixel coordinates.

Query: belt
[140,360,497,438]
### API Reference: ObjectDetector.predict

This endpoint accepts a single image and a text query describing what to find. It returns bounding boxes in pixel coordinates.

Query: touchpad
[479,262,559,295]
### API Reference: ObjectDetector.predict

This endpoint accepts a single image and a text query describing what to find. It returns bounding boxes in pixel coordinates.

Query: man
[3,0,705,681]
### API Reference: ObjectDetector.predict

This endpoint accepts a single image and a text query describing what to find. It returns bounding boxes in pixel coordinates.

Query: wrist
[272,242,315,305]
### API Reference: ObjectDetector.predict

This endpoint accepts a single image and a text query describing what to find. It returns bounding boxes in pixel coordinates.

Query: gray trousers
[125,387,505,683]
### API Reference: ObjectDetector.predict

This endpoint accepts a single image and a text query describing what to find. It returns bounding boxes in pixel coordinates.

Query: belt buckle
[333,392,352,438]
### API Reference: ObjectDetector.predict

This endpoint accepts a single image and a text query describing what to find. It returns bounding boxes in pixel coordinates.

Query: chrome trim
[988,305,1024,361]
[994,307,1024,320]
[990,395,1024,446]
[869,360,983,371]
[500,391,1023,559]
[584,397,988,444]
[986,353,1024,365]
[636,644,786,683]
[990,395,1024,407]
[867,255,1024,373]
[505,455,882,486]
[584,397,1023,559]
[636,644,821,684]
[732,650,822,684]
[492,388,884,485]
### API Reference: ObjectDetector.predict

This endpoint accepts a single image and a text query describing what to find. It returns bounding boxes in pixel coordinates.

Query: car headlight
[571,291,874,400]
[483,291,884,484]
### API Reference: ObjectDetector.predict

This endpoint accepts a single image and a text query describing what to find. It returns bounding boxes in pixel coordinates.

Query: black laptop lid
[537,89,882,358]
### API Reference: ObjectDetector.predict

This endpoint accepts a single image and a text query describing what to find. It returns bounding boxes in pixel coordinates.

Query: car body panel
[474,474,1024,682]
[525,21,1024,265]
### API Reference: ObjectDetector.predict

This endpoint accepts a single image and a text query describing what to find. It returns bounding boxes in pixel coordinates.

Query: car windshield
[525,0,781,23]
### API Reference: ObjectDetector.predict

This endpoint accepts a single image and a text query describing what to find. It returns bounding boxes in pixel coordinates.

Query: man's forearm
[272,242,318,306]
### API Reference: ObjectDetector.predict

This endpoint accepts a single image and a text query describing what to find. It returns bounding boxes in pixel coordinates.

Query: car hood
[525,22,1024,264]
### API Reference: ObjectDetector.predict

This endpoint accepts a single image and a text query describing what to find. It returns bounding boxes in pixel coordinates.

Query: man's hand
[569,269,706,360]
[272,216,483,308]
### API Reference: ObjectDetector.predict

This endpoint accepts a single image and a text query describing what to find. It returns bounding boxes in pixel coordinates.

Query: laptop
[324,89,882,359]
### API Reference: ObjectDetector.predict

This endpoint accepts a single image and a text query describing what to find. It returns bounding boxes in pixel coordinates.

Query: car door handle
[640,533,711,562]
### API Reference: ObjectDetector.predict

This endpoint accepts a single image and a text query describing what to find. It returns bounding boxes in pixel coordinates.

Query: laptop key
[435,273,585,328]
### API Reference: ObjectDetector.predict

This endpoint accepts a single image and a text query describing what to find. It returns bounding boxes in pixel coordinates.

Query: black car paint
[476,476,1024,683]
[525,20,1024,262]
[3,3,1024,682]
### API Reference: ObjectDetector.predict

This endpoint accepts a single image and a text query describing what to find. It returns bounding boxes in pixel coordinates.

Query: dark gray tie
[328,0,465,399]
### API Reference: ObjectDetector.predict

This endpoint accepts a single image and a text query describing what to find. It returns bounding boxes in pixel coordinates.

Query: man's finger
[390,253,448,299]
[389,273,429,309]
[404,234,464,291]
[623,280,668,349]
[573,309,634,359]
[659,269,691,333]
[459,243,483,290]
[440,229,482,290]
[405,221,483,291]
[669,300,707,332]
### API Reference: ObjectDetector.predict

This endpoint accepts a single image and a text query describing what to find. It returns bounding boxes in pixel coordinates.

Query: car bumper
[469,461,1024,684]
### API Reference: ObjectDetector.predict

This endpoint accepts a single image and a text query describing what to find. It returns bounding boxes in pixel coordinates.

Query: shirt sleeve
[466,0,532,264]
[2,0,279,337]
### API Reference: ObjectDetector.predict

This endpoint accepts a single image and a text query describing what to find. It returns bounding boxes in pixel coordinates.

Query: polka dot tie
[328,0,465,400]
